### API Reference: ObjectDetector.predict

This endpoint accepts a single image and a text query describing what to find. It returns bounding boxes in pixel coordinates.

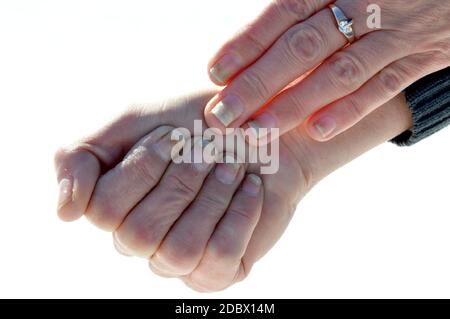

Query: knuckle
[123,145,162,188]
[284,92,310,122]
[196,193,230,216]
[345,97,366,120]
[116,223,157,257]
[156,240,199,274]
[351,0,373,18]
[285,23,324,64]
[85,198,121,232]
[208,214,255,261]
[54,144,92,169]
[277,0,316,21]
[378,67,404,94]
[436,41,450,59]
[238,69,271,101]
[240,29,267,55]
[228,206,257,226]
[165,174,199,201]
[209,233,238,262]
[328,52,365,92]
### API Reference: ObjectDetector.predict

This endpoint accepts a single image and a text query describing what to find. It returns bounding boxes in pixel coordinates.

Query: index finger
[208,0,332,85]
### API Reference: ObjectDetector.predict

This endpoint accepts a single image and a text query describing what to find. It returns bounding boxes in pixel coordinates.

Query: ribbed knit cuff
[391,67,450,146]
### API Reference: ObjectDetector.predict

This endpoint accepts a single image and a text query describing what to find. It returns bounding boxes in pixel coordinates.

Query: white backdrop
[1,0,449,298]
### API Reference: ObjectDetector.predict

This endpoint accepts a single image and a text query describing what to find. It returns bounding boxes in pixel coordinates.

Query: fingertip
[56,177,89,222]
[113,232,133,257]
[204,94,228,132]
[305,125,330,142]
[208,65,227,86]
[57,204,83,222]
[148,261,177,279]
[208,52,243,86]
[56,176,89,222]
[54,146,102,222]
[148,255,184,278]
[181,278,213,293]
[241,174,263,198]
[306,116,337,142]
[205,93,247,132]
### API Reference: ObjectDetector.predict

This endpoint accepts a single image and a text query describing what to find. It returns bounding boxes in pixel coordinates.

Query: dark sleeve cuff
[391,67,450,146]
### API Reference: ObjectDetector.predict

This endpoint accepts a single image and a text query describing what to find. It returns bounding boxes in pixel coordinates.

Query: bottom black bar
[1,299,449,317]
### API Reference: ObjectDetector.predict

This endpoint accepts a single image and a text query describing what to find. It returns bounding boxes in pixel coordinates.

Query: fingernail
[246,112,277,139]
[210,53,242,84]
[170,128,188,161]
[58,177,73,210]
[193,138,215,171]
[211,95,244,127]
[242,174,262,196]
[171,128,188,144]
[215,160,240,185]
[152,135,174,161]
[312,116,336,139]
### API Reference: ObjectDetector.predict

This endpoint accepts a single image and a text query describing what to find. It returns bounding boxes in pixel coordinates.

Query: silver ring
[329,4,355,44]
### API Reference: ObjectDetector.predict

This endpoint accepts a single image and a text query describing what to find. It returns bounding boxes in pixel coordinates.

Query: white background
[1,0,449,298]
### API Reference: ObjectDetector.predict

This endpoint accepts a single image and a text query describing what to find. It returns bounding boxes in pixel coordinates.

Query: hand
[204,0,450,141]
[54,92,309,292]
[54,90,412,292]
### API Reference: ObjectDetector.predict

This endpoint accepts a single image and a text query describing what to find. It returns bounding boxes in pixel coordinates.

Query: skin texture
[55,91,412,292]
[205,0,450,141]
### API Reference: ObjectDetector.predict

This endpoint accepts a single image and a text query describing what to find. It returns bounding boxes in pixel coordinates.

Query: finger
[54,145,104,222]
[205,4,373,131]
[208,0,333,85]
[113,139,215,258]
[148,262,176,278]
[244,31,410,139]
[54,93,212,221]
[112,232,133,257]
[183,174,263,293]
[306,53,447,141]
[149,157,245,277]
[85,126,184,231]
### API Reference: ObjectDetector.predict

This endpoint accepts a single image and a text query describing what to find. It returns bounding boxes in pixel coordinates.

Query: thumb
[54,144,105,222]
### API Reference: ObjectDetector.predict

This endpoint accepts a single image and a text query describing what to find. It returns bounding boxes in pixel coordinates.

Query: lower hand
[54,92,309,292]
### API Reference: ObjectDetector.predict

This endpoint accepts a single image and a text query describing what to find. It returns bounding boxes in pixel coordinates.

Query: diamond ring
[329,4,356,44]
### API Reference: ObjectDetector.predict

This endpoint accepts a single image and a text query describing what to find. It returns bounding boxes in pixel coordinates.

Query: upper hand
[204,0,450,141]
